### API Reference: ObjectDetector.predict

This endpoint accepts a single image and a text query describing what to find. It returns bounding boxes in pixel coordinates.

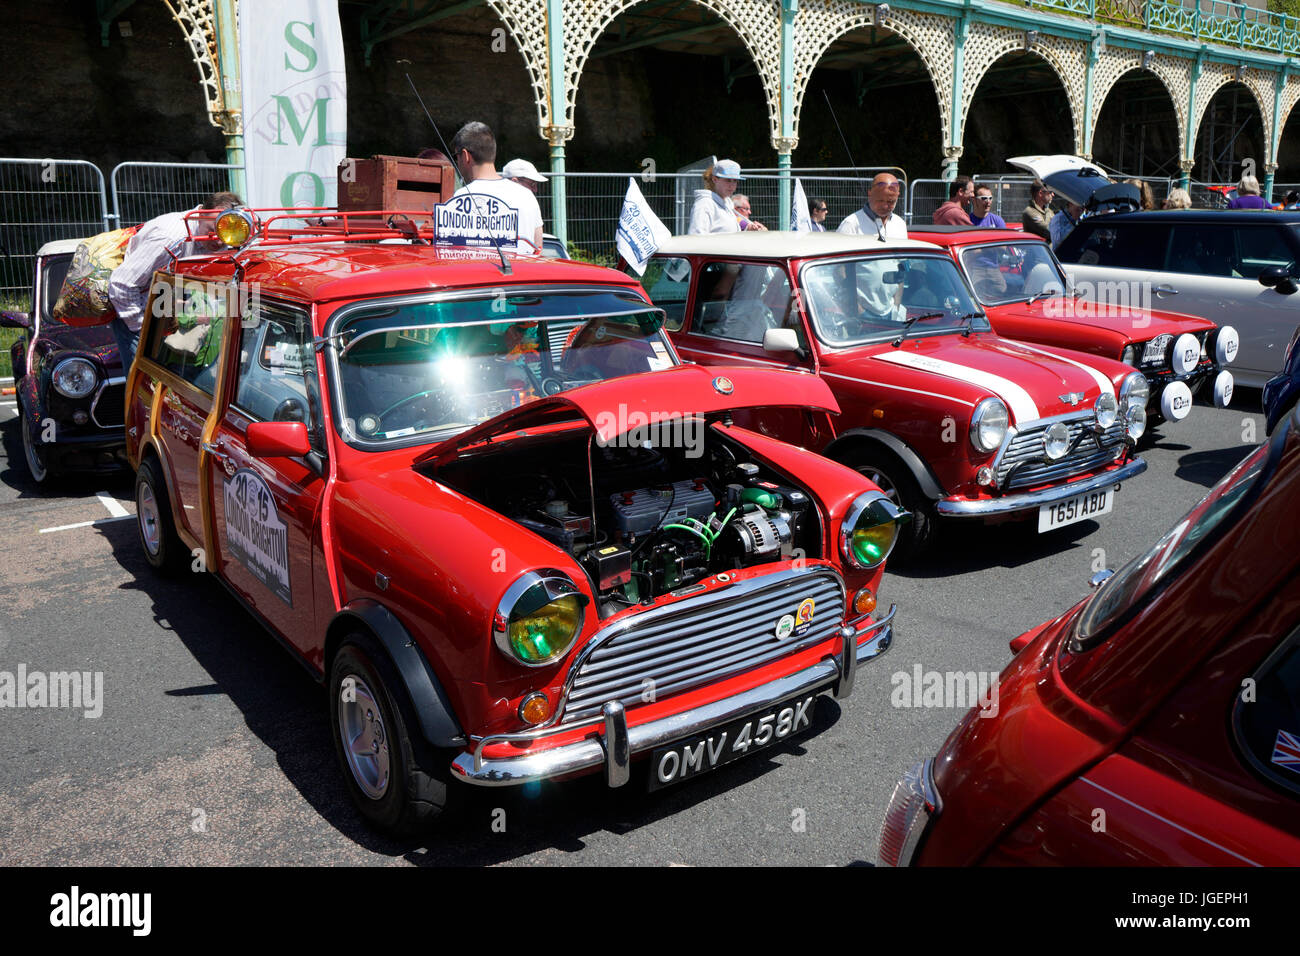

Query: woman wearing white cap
[688,159,762,234]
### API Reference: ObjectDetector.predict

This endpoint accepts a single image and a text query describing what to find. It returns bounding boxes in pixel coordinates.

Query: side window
[639,257,691,331]
[144,275,229,393]
[232,304,323,452]
[1167,225,1239,277]
[1231,226,1296,280]
[1233,627,1300,799]
[690,261,795,345]
[1067,223,1169,270]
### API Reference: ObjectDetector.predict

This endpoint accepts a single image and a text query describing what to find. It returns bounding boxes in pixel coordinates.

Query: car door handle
[200,440,222,455]
[1153,285,1179,296]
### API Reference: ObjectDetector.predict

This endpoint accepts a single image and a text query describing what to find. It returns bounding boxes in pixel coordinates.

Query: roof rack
[181,207,438,248]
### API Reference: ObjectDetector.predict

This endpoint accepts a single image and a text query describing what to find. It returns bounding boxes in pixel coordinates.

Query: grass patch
[0,294,31,380]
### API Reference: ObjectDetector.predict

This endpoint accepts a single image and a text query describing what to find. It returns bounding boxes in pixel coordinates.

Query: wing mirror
[763,327,800,353]
[0,310,31,330]
[246,421,311,458]
[1258,265,1298,295]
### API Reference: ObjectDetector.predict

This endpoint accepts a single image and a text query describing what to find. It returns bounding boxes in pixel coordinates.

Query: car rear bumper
[449,606,896,787]
[934,457,1147,518]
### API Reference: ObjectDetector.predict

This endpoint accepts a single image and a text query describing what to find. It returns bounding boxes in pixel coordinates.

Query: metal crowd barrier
[110,162,244,229]
[0,158,110,306]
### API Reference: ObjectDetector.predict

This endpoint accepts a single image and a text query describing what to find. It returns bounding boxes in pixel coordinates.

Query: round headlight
[841,491,910,570]
[493,570,588,667]
[1042,422,1071,460]
[51,357,98,399]
[1126,403,1147,441]
[1121,345,1139,367]
[969,397,1009,453]
[1094,391,1118,428]
[215,208,256,247]
[1119,371,1149,411]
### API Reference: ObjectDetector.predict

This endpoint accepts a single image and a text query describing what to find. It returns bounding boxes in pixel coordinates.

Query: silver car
[1011,155,1299,389]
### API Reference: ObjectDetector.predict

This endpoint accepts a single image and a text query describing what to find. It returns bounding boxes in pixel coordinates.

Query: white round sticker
[775,614,796,641]
[1161,380,1194,421]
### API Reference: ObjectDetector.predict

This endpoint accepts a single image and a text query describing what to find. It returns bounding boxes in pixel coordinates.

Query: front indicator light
[841,491,911,570]
[878,759,941,867]
[853,587,877,616]
[518,692,551,725]
[494,570,588,667]
[977,466,995,486]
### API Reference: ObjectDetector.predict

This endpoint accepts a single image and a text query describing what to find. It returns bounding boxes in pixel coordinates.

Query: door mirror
[246,421,311,459]
[763,327,801,354]
[0,310,31,330]
[1258,265,1298,295]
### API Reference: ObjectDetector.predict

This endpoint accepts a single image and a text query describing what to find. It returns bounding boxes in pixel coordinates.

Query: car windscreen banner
[239,0,347,213]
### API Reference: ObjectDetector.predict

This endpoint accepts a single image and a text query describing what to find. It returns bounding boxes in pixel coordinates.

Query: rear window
[1234,628,1300,798]
[1056,220,1169,270]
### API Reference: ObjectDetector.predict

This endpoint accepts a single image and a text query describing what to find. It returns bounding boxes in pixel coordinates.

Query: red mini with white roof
[647,232,1150,559]
[911,223,1238,426]
[122,209,907,833]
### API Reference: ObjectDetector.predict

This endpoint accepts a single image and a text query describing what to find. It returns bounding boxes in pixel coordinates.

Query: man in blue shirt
[969,184,1006,228]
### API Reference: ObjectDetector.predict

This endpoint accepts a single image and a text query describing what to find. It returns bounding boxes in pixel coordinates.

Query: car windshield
[801,255,989,346]
[331,289,672,445]
[957,242,1067,306]
[39,254,74,328]
[1072,443,1271,649]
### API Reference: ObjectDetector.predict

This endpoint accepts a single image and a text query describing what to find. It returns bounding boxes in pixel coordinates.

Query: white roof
[653,231,941,258]
[36,238,84,257]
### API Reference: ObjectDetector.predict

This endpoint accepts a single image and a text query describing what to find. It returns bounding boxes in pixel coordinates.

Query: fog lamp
[1042,422,1070,460]
[73,410,89,425]
[518,692,551,726]
[215,209,255,247]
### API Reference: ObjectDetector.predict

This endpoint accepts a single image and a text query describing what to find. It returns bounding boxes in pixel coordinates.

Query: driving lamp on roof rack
[215,208,257,248]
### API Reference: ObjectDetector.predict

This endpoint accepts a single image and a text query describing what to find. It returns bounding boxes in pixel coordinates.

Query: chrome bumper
[934,457,1147,518]
[449,605,896,788]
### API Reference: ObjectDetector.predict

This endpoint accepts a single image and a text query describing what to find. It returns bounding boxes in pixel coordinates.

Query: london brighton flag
[616,178,672,275]
[791,177,813,232]
[240,1,347,211]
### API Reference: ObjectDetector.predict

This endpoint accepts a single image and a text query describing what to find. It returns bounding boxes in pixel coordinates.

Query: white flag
[240,2,347,211]
[791,178,813,232]
[616,177,671,275]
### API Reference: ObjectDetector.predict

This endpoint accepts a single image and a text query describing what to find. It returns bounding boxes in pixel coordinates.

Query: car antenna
[822,90,883,241]
[403,68,512,276]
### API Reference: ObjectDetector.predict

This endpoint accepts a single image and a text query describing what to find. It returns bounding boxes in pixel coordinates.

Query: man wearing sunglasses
[968,185,1006,228]
[837,173,908,240]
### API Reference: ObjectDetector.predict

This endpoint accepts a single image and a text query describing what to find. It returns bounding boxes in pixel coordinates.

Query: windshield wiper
[892,312,942,348]
[959,311,984,337]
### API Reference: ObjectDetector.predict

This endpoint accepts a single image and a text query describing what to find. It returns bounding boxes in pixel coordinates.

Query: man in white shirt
[107,191,241,368]
[837,173,908,240]
[1049,201,1084,249]
[449,122,544,254]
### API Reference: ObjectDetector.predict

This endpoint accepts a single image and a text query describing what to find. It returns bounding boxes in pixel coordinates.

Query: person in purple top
[968,184,1007,227]
[1227,174,1270,210]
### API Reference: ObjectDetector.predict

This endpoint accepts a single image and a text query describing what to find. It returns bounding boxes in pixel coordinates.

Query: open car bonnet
[1008,155,1141,214]
[416,364,840,466]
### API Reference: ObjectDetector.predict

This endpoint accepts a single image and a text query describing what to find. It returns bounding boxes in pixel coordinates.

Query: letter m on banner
[240,1,347,210]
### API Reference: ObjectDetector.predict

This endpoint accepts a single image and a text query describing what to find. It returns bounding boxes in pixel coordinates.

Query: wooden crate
[336,155,454,214]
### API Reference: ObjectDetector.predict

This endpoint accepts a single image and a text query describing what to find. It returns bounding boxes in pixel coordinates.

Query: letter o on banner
[280,171,325,209]
[1161,380,1194,421]
[1171,333,1200,376]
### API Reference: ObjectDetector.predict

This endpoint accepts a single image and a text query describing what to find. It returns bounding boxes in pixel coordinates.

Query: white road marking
[95,490,129,518]
[38,515,135,534]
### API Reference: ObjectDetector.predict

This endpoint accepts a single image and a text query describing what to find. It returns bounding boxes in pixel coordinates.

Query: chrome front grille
[91,378,126,428]
[995,417,1126,490]
[560,568,845,726]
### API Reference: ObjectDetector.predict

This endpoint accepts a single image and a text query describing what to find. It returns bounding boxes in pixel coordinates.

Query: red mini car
[123,210,907,833]
[880,406,1300,866]
[913,225,1239,426]
[649,233,1149,559]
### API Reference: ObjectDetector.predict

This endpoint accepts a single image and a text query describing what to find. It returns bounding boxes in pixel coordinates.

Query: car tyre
[851,450,935,563]
[330,639,453,835]
[20,405,57,484]
[135,456,186,574]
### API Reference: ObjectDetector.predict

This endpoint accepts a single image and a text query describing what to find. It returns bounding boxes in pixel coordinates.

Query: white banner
[791,177,812,232]
[240,2,347,211]
[616,177,671,275]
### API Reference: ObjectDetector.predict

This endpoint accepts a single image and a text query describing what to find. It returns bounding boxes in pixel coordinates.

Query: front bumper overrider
[934,456,1147,518]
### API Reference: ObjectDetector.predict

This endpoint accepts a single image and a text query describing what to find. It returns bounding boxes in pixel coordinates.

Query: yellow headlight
[215,210,253,247]
[506,593,584,665]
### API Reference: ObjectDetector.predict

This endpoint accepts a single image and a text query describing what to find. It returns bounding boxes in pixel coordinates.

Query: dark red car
[912,225,1238,426]
[880,405,1300,865]
[124,209,907,833]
